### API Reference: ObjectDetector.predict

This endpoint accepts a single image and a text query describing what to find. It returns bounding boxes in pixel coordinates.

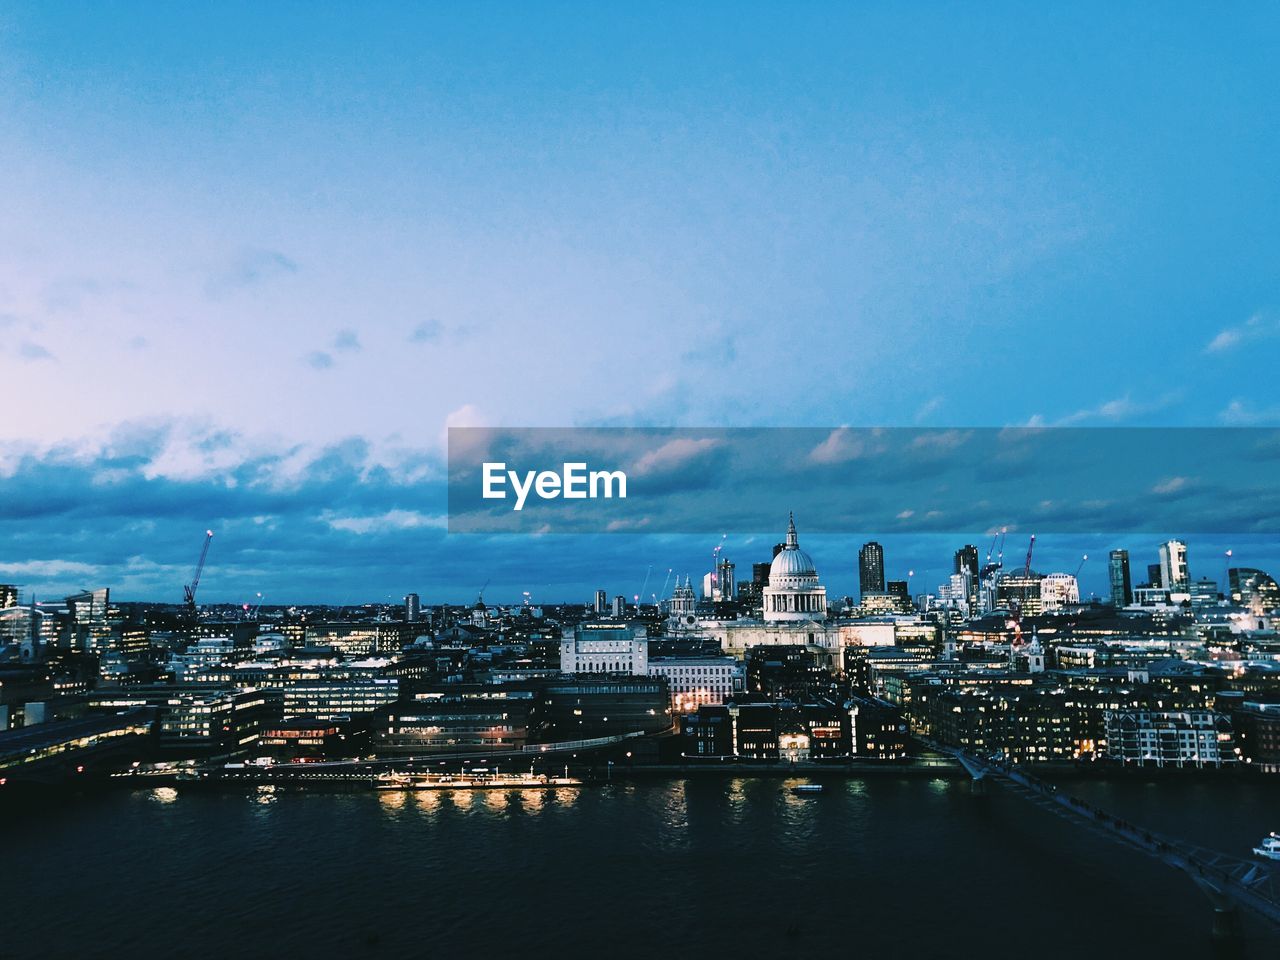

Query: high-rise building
[611,595,627,618]
[0,584,18,609]
[859,542,885,599]
[1147,563,1163,588]
[1108,550,1132,607]
[594,589,609,614]
[1229,568,1280,609]
[954,544,980,613]
[702,556,736,603]
[404,592,421,623]
[1159,540,1189,593]
[885,579,911,613]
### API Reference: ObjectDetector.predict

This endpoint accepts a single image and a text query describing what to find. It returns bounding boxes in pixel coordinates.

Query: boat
[1253,833,1280,860]
[790,783,823,795]
[376,770,583,791]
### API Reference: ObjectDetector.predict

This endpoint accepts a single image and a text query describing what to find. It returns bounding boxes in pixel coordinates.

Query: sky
[2,3,1279,604]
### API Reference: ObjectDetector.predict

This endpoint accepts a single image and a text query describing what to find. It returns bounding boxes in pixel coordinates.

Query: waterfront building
[647,655,741,712]
[540,677,669,739]
[1232,701,1280,773]
[375,684,540,755]
[1104,708,1231,768]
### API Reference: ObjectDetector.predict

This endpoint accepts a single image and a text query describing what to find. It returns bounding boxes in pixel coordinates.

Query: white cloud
[631,437,721,475]
[1205,313,1278,354]
[320,509,446,535]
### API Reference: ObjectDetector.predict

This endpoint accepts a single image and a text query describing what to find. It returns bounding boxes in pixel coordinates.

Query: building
[560,623,648,675]
[258,718,348,761]
[1040,574,1080,611]
[1229,568,1280,610]
[1109,550,1133,607]
[763,514,827,621]
[1104,708,1231,768]
[997,571,1043,617]
[404,593,421,623]
[611,595,627,618]
[647,655,741,712]
[0,585,18,609]
[541,677,669,739]
[305,622,411,656]
[1159,540,1189,594]
[1232,702,1280,773]
[859,541,885,598]
[374,684,540,756]
[0,709,154,780]
[594,589,608,615]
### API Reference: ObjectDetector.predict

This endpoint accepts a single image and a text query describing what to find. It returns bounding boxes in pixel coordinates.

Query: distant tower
[954,544,980,613]
[859,541,886,599]
[1159,540,1189,593]
[404,593,421,623]
[1108,550,1132,606]
[594,589,608,614]
[612,595,627,618]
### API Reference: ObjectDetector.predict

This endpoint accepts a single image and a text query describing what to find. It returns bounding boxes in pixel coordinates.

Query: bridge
[930,741,1280,941]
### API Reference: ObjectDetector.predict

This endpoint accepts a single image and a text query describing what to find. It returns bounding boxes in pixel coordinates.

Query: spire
[785,511,798,549]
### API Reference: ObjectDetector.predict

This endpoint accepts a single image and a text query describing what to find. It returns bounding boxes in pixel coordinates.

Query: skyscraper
[404,592,421,623]
[594,589,608,614]
[1159,540,1189,593]
[1147,563,1163,588]
[859,541,885,598]
[954,544,980,613]
[1108,550,1132,606]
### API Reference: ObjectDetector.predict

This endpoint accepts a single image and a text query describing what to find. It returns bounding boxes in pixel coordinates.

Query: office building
[1109,549,1133,606]
[859,541,886,598]
[1159,540,1188,593]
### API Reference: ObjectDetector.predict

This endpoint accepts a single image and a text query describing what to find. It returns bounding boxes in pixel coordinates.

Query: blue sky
[2,4,1279,603]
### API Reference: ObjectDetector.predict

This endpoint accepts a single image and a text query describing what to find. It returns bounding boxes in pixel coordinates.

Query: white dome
[768,512,819,584]
[770,545,817,579]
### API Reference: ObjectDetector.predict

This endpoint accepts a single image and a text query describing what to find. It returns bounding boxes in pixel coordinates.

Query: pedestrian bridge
[929,741,1280,940]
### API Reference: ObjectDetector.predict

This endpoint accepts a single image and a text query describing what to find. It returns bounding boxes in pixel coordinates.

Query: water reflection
[150,786,178,804]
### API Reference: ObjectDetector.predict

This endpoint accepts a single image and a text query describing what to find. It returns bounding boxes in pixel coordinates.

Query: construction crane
[1074,554,1089,578]
[1023,534,1036,576]
[183,530,213,617]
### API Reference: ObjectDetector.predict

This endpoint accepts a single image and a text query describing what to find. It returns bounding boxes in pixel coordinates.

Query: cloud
[631,437,722,476]
[321,509,446,534]
[1152,476,1191,496]
[914,397,944,423]
[809,427,866,465]
[1205,313,1279,354]
[0,559,99,579]
[1220,399,1280,426]
[18,340,55,361]
[332,329,361,353]
[306,351,334,369]
[409,320,442,343]
[205,248,298,299]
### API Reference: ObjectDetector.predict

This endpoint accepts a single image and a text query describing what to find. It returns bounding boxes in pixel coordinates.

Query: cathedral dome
[769,512,818,584]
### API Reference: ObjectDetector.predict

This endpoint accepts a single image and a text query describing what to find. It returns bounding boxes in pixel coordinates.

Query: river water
[6,775,1278,959]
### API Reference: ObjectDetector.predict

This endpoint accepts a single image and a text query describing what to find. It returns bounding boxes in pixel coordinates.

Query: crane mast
[183,529,214,616]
